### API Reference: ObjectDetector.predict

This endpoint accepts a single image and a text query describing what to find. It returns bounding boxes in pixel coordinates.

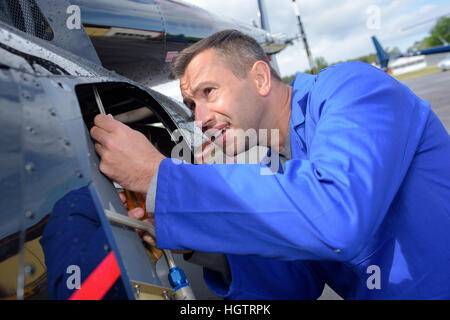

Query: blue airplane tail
[371,36,390,69]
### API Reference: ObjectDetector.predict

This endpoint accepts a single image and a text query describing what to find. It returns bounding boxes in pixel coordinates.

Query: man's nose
[195,103,215,132]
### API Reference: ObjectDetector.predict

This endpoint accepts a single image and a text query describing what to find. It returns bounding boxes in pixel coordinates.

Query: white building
[388,55,427,75]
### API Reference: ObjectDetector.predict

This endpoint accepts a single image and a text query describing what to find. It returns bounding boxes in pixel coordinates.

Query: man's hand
[90,114,166,193]
[120,192,157,247]
[128,207,157,246]
[128,207,192,255]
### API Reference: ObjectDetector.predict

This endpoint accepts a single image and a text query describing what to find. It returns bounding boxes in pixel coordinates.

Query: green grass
[393,65,440,82]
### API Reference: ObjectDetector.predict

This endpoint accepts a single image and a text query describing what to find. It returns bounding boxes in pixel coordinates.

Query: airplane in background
[372,35,450,72]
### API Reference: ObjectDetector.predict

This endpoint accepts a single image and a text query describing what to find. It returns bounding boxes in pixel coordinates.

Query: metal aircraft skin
[71,0,291,87]
[0,0,291,300]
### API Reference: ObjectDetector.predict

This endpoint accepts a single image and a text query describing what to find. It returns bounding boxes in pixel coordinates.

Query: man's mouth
[211,125,230,143]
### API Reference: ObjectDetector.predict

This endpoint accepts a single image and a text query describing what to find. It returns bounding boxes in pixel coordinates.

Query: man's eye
[204,88,214,96]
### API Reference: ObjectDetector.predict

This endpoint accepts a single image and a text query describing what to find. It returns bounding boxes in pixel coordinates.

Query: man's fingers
[127,208,157,246]
[94,142,105,157]
[90,125,110,146]
[128,207,145,219]
[93,114,121,133]
[143,234,157,247]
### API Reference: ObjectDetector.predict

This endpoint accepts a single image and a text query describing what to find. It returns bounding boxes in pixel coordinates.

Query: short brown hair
[170,29,281,81]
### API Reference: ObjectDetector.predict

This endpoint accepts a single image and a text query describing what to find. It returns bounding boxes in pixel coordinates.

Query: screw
[162,290,170,300]
[25,162,35,174]
[24,264,36,277]
[76,170,83,178]
[134,284,141,298]
[25,210,34,219]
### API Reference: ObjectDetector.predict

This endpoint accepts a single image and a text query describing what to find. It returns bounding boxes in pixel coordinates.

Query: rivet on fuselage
[25,162,35,174]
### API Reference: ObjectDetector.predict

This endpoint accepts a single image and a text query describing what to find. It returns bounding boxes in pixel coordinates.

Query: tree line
[282,16,450,84]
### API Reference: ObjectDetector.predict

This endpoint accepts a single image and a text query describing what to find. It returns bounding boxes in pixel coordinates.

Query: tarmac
[402,70,450,132]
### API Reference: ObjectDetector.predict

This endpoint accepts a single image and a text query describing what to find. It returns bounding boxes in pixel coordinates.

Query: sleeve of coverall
[154,62,424,262]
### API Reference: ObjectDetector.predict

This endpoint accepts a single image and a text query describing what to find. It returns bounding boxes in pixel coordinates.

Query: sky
[153,0,450,100]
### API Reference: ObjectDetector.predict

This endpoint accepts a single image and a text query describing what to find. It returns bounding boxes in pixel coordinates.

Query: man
[90,30,450,299]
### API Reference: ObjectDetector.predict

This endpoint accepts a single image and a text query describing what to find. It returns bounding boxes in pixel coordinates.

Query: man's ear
[251,61,272,97]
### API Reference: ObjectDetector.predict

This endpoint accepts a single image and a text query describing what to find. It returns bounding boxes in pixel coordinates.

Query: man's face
[180,49,264,156]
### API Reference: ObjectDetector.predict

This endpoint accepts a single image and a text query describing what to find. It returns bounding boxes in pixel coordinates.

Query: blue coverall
[153,62,450,299]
